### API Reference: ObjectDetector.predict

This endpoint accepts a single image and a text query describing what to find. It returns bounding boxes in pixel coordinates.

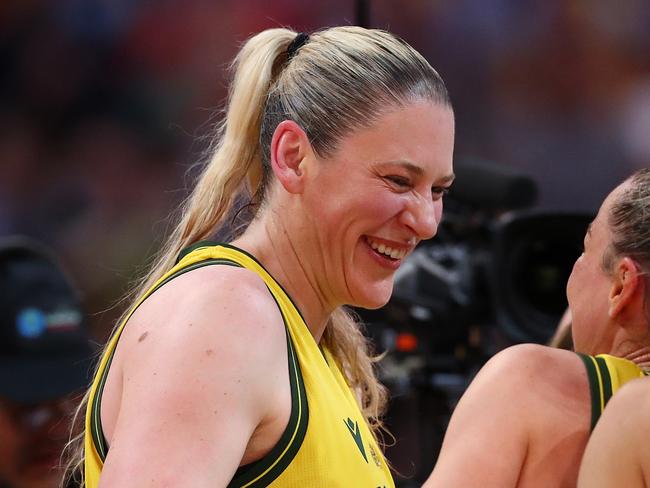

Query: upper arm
[99,266,288,488]
[578,378,650,488]
[424,345,537,488]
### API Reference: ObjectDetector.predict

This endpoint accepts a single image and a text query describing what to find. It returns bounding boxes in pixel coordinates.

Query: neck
[622,345,650,370]
[232,213,335,342]
[607,328,650,370]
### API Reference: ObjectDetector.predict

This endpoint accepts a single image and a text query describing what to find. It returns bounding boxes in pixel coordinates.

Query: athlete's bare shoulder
[99,264,290,487]
[578,376,650,488]
[473,343,588,399]
[497,343,589,395]
[121,263,284,354]
[425,344,590,488]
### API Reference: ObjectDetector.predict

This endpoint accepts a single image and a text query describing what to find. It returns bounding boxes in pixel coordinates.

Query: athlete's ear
[270,120,310,194]
[609,257,642,320]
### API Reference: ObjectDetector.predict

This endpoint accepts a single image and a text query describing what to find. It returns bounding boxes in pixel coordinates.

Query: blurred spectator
[0,237,94,488]
[0,2,648,483]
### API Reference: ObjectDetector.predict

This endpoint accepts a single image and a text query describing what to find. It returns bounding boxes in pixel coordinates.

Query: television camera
[356,160,592,484]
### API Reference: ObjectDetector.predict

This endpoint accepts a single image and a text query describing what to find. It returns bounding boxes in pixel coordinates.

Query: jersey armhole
[226,288,309,488]
[88,257,245,461]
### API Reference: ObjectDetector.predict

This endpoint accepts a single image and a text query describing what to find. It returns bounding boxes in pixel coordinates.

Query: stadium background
[1,1,649,484]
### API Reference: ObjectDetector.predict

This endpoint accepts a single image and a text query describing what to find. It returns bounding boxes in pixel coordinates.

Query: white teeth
[368,239,407,260]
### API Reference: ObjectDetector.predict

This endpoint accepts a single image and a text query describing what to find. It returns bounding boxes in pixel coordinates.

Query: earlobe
[608,257,640,319]
[270,120,309,194]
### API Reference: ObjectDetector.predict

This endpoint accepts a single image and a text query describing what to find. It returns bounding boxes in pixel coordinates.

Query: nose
[400,193,440,240]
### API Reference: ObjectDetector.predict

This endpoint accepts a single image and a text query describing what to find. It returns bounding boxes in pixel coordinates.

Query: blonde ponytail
[144,28,298,286]
[64,25,451,484]
[62,28,299,487]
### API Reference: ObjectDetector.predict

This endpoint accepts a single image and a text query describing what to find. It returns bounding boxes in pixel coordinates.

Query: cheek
[566,260,578,295]
[566,255,585,293]
[356,191,406,225]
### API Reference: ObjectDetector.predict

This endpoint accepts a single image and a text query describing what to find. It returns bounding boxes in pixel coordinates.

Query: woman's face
[567,182,627,354]
[300,100,455,310]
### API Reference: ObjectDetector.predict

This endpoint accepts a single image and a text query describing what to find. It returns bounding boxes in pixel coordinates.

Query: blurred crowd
[0,2,649,487]
[1,0,649,340]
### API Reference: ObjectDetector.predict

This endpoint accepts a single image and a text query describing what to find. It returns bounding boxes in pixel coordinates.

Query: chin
[351,281,394,310]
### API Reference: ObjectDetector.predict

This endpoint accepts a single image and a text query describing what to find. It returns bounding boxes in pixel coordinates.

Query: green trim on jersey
[227,291,309,488]
[175,239,218,264]
[594,356,613,406]
[88,253,310,485]
[90,257,242,459]
[85,242,394,488]
[578,353,650,431]
[579,354,604,431]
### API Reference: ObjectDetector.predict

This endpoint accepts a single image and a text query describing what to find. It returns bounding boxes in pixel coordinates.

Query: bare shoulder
[612,375,650,403]
[470,344,592,436]
[99,264,290,486]
[113,262,289,418]
[578,377,650,488]
[600,377,650,436]
[486,342,580,365]
[426,344,584,487]
[427,344,590,487]
[477,343,586,391]
[121,263,286,359]
[594,376,650,429]
[116,263,290,408]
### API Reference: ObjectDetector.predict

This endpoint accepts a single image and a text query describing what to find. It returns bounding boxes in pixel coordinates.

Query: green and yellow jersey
[578,353,650,431]
[84,242,394,488]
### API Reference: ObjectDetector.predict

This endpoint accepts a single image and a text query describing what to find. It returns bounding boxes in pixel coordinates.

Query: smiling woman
[282,101,455,311]
[63,26,454,488]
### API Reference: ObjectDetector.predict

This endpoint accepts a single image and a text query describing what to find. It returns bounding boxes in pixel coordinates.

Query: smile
[366,238,408,260]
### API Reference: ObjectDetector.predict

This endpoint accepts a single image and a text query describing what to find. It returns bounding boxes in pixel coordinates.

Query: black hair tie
[287,32,310,61]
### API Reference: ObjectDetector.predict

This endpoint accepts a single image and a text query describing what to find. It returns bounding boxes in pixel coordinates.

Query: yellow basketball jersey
[578,353,650,431]
[84,242,395,487]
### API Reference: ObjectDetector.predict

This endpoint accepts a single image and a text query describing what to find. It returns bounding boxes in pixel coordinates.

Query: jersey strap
[578,353,649,431]
[87,242,308,488]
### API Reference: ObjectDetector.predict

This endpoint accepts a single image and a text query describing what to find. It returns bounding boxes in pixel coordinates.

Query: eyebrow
[436,172,456,185]
[380,160,456,185]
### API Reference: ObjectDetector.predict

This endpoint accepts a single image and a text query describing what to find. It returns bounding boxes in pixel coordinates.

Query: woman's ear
[270,120,310,194]
[609,257,642,320]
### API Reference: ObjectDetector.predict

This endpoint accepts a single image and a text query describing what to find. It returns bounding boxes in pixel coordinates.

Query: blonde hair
[63,25,451,485]
[603,168,650,320]
[606,169,650,273]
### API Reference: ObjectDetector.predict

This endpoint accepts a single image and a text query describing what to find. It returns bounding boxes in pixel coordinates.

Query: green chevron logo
[344,417,368,463]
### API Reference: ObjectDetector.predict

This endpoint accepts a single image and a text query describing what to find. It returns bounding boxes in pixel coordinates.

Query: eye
[384,175,412,189]
[431,186,451,199]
